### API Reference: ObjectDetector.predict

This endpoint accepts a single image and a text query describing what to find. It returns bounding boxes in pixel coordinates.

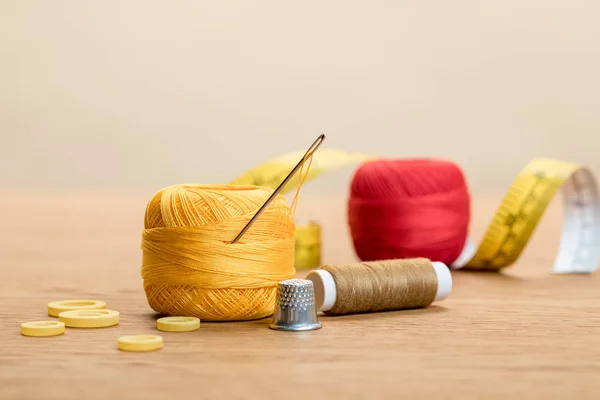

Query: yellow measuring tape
[454,158,600,273]
[230,149,374,192]
[230,151,600,274]
[294,221,321,270]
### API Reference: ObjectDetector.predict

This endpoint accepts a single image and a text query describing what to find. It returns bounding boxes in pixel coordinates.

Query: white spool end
[431,261,452,302]
[306,269,337,312]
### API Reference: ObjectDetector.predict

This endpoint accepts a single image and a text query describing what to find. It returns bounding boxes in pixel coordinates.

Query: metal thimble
[269,279,322,331]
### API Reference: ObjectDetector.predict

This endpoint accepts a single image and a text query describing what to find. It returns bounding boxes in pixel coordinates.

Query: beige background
[3,3,600,398]
[2,1,600,197]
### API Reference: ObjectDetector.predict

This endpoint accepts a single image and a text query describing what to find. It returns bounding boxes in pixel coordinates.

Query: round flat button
[157,316,200,332]
[117,335,163,352]
[58,309,119,328]
[48,300,106,317]
[21,321,66,337]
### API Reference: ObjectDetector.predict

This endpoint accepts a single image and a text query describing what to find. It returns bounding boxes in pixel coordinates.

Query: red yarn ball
[347,158,470,265]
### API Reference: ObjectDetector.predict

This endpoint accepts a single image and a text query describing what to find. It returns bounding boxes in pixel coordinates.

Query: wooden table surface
[2,191,600,399]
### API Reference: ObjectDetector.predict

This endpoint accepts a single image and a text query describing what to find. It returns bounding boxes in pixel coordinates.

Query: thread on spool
[347,159,470,265]
[306,258,451,316]
[141,156,313,321]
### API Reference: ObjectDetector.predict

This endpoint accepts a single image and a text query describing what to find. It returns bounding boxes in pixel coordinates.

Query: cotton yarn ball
[347,159,470,265]
[141,184,296,321]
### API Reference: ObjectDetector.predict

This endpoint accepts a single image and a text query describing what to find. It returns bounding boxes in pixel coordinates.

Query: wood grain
[1,191,600,400]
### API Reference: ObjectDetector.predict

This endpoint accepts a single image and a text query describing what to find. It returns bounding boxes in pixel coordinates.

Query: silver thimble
[269,279,322,331]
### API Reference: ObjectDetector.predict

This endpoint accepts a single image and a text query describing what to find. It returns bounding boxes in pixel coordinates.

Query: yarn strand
[290,153,314,219]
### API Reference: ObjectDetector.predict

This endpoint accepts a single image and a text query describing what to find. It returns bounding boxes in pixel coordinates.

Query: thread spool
[305,258,451,315]
[347,159,471,266]
[141,184,297,321]
[294,221,321,270]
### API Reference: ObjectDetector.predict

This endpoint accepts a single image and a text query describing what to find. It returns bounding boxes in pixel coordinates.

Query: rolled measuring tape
[451,158,600,273]
[294,221,321,270]
[231,150,600,274]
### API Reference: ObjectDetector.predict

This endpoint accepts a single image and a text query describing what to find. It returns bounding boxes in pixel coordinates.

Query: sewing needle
[231,134,325,244]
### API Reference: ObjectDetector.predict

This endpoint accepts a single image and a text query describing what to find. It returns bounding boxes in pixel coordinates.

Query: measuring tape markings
[457,159,600,273]
[231,151,600,274]
[553,166,600,273]
[466,163,563,270]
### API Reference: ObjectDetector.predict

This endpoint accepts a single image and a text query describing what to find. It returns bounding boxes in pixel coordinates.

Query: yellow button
[117,335,163,352]
[48,299,106,317]
[21,321,66,337]
[58,309,119,328]
[157,316,200,332]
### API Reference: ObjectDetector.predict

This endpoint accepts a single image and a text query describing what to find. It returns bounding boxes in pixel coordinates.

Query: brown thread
[319,258,438,315]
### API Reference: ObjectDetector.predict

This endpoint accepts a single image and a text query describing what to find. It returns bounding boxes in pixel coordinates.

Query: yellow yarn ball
[141,184,296,321]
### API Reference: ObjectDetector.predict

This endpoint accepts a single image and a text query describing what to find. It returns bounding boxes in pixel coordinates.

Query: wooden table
[2,191,600,399]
